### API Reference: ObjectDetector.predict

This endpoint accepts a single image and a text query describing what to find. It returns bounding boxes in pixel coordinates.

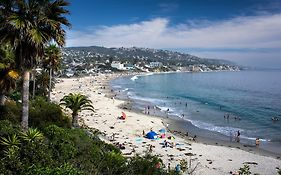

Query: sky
[66,0,281,68]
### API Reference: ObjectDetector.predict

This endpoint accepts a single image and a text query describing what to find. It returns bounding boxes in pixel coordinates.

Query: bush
[0,97,71,129]
[29,96,71,128]
[0,120,20,138]
[99,151,127,174]
[23,163,83,175]
[126,153,167,175]
[0,101,21,124]
[8,90,21,102]
[239,164,251,175]
[43,125,78,161]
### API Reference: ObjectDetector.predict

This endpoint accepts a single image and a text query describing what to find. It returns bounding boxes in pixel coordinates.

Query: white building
[111,61,125,70]
[149,62,163,68]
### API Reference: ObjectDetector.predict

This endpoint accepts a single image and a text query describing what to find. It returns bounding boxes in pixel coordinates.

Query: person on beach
[175,164,181,173]
[112,97,115,104]
[168,163,171,172]
[236,130,240,142]
[112,133,116,141]
[255,138,260,147]
[192,135,197,141]
[149,145,153,152]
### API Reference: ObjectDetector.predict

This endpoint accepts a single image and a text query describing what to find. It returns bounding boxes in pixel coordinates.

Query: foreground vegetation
[0,98,180,175]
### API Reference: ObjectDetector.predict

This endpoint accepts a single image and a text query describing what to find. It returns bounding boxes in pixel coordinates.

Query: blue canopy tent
[159,128,166,133]
[146,131,158,139]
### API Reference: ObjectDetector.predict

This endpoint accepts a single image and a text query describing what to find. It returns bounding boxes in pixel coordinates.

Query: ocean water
[110,70,281,153]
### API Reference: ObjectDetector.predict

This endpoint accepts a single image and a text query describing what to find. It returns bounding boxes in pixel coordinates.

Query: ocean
[110,70,281,154]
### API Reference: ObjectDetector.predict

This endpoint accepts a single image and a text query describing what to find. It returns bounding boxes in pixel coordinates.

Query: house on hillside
[149,62,163,68]
[124,63,135,70]
[111,61,125,70]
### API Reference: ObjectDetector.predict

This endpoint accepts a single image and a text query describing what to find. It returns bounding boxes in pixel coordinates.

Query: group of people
[144,105,158,115]
[224,113,241,120]
[234,130,261,147]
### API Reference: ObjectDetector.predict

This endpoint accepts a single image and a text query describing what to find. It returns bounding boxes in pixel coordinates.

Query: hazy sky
[66,0,281,68]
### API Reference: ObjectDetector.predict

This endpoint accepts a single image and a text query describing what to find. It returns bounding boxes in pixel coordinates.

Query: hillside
[61,46,240,76]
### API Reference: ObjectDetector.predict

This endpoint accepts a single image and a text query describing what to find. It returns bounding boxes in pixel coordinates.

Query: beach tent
[146,131,158,139]
[159,128,166,133]
[121,112,126,120]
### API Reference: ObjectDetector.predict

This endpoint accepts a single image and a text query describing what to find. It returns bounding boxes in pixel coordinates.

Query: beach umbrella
[121,112,126,119]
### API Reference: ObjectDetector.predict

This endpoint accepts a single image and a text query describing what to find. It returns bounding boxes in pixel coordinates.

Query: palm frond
[0,134,20,148]
[20,128,44,142]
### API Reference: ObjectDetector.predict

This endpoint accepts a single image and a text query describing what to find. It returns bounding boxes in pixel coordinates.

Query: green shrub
[43,125,78,161]
[99,151,127,174]
[23,163,83,175]
[0,120,20,137]
[29,96,71,128]
[0,101,21,123]
[126,153,166,175]
[0,97,71,129]
[8,90,21,102]
[239,164,251,175]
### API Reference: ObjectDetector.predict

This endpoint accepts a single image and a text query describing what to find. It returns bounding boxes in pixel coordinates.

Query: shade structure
[159,128,166,133]
[146,131,158,139]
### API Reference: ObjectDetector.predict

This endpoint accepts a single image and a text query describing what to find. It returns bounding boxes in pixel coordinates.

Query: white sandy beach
[52,73,281,175]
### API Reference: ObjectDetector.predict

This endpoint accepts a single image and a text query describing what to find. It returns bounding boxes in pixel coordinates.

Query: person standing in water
[236,130,240,142]
[255,138,260,147]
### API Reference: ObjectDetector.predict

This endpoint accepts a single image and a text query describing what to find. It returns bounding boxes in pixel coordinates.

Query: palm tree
[36,70,51,97]
[0,0,70,131]
[43,44,61,101]
[0,44,18,106]
[60,93,95,127]
[0,69,19,105]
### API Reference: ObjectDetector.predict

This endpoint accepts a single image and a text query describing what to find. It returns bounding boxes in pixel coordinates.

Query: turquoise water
[111,70,281,152]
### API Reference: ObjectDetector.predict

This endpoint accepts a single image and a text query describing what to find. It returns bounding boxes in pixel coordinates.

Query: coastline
[52,72,281,175]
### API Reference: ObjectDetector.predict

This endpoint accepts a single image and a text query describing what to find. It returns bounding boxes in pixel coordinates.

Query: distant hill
[62,46,237,67]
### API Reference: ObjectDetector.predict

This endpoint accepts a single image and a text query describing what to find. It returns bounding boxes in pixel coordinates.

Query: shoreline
[113,90,281,159]
[110,71,281,157]
[52,72,281,175]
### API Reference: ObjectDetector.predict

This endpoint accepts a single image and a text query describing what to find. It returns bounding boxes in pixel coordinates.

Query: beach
[52,73,281,175]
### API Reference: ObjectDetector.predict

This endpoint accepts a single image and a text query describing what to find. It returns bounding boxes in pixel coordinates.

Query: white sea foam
[186,119,270,142]
[156,106,174,112]
[129,95,167,104]
[112,85,122,89]
[122,88,129,92]
[131,75,139,81]
[188,119,242,136]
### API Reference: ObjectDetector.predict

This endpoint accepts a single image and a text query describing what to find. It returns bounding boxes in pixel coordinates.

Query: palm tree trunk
[21,70,30,132]
[48,68,52,101]
[32,70,36,99]
[0,93,5,106]
[72,113,79,128]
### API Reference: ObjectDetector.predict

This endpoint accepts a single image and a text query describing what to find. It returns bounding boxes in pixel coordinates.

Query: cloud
[66,13,281,49]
